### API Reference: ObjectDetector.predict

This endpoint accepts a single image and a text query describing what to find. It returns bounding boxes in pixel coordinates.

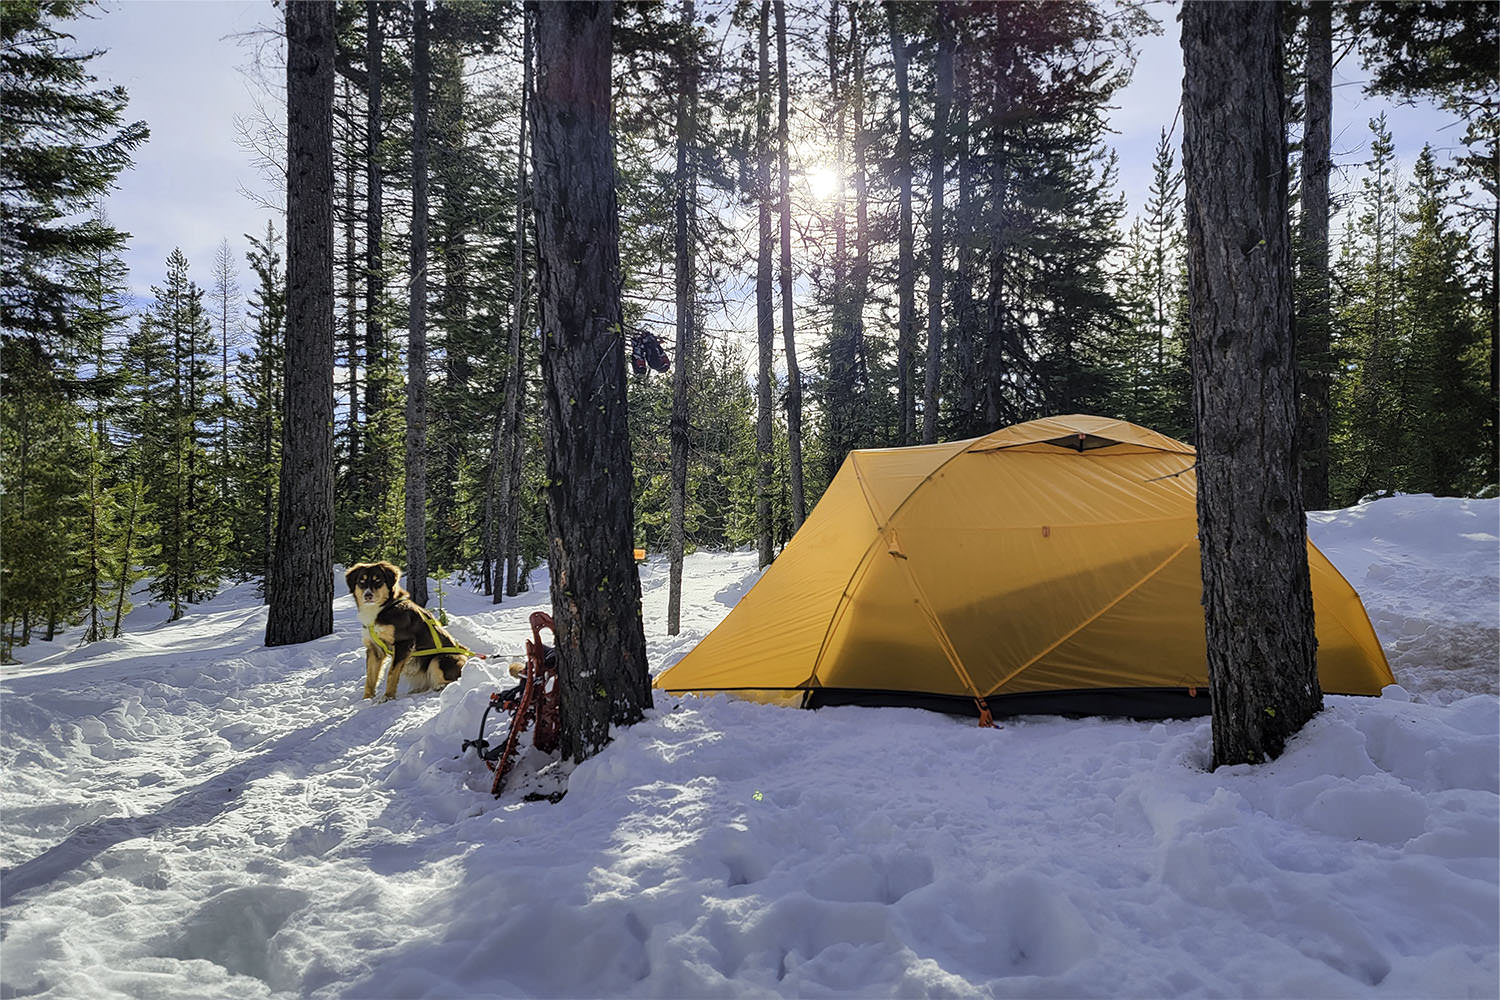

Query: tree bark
[824,0,852,481]
[435,49,470,558]
[405,0,430,607]
[1182,0,1321,768]
[267,0,335,647]
[1296,0,1332,511]
[667,0,697,636]
[924,2,953,445]
[493,9,531,603]
[887,1,916,445]
[754,0,775,569]
[849,4,870,433]
[363,0,384,511]
[952,39,977,437]
[1489,168,1498,487]
[775,0,805,529]
[504,382,526,597]
[984,13,1011,430]
[342,78,360,471]
[531,0,652,763]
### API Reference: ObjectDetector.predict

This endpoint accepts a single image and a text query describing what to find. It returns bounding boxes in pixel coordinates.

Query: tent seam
[983,538,1198,696]
[886,525,987,702]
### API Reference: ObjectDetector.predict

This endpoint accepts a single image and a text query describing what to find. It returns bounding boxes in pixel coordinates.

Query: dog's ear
[380,561,402,592]
[344,564,365,592]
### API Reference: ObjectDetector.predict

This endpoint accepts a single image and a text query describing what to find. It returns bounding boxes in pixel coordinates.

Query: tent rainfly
[655,415,1394,720]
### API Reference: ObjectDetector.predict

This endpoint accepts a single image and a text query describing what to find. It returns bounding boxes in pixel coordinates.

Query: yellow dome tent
[655,415,1393,719]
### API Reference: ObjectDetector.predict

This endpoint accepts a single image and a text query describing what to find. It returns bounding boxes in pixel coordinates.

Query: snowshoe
[462,611,562,797]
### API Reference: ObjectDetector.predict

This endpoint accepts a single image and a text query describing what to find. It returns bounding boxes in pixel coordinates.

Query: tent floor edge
[806,686,1215,721]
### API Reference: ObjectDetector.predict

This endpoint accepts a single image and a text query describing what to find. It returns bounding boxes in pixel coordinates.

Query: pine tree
[231,222,285,587]
[775,0,806,529]
[71,209,134,641]
[531,0,652,762]
[1296,0,1333,509]
[885,1,916,444]
[754,0,775,568]
[488,8,533,602]
[1332,115,1406,503]
[923,1,954,445]
[405,0,432,607]
[0,338,90,653]
[1401,146,1490,495]
[1183,0,1320,768]
[128,250,225,619]
[267,0,336,648]
[1,0,145,650]
[1344,1,1498,488]
[1120,128,1191,440]
[667,0,698,636]
[211,238,241,521]
[0,0,147,349]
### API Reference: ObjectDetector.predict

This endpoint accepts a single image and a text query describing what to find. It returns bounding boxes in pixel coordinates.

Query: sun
[806,164,839,201]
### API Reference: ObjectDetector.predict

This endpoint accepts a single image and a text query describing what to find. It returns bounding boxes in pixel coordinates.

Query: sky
[70,1,276,305]
[65,0,1463,311]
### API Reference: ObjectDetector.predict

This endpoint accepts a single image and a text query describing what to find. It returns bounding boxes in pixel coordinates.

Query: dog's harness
[365,606,483,661]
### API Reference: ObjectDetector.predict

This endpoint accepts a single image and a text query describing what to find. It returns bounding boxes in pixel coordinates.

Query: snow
[3,494,1497,999]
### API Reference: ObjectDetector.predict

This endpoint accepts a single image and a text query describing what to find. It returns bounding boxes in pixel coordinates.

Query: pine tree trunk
[405,0,430,608]
[435,44,470,557]
[342,79,360,470]
[1182,0,1321,768]
[824,0,852,481]
[1489,190,1498,485]
[754,0,775,569]
[171,280,184,618]
[924,2,953,445]
[887,1,916,445]
[111,476,141,637]
[849,5,871,432]
[216,243,233,526]
[493,11,532,604]
[364,0,384,516]
[482,401,500,598]
[984,15,1011,430]
[261,347,276,591]
[1297,1,1332,511]
[505,397,525,597]
[267,0,335,648]
[531,0,652,763]
[667,0,697,636]
[953,42,977,437]
[85,429,103,643]
[775,0,805,529]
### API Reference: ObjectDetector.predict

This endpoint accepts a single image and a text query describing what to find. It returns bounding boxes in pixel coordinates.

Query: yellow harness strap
[364,609,475,660]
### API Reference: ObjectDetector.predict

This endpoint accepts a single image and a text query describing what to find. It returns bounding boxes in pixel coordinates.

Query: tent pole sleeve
[884,526,988,705]
[988,538,1196,696]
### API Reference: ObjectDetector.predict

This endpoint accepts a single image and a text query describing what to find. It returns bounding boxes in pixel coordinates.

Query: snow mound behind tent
[1310,494,1499,703]
[1,495,1496,998]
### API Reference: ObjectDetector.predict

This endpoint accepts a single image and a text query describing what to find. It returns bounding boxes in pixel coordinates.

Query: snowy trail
[2,496,1496,999]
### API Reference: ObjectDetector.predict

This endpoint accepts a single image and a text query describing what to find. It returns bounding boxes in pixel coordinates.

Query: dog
[345,561,467,700]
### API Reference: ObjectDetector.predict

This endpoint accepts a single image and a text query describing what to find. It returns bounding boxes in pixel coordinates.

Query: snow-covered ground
[2,495,1496,999]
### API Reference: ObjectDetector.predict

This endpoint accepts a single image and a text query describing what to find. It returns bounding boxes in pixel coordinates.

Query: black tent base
[804,686,1213,721]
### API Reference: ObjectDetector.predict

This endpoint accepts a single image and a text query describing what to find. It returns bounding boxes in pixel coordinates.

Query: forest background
[3,0,1495,657]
